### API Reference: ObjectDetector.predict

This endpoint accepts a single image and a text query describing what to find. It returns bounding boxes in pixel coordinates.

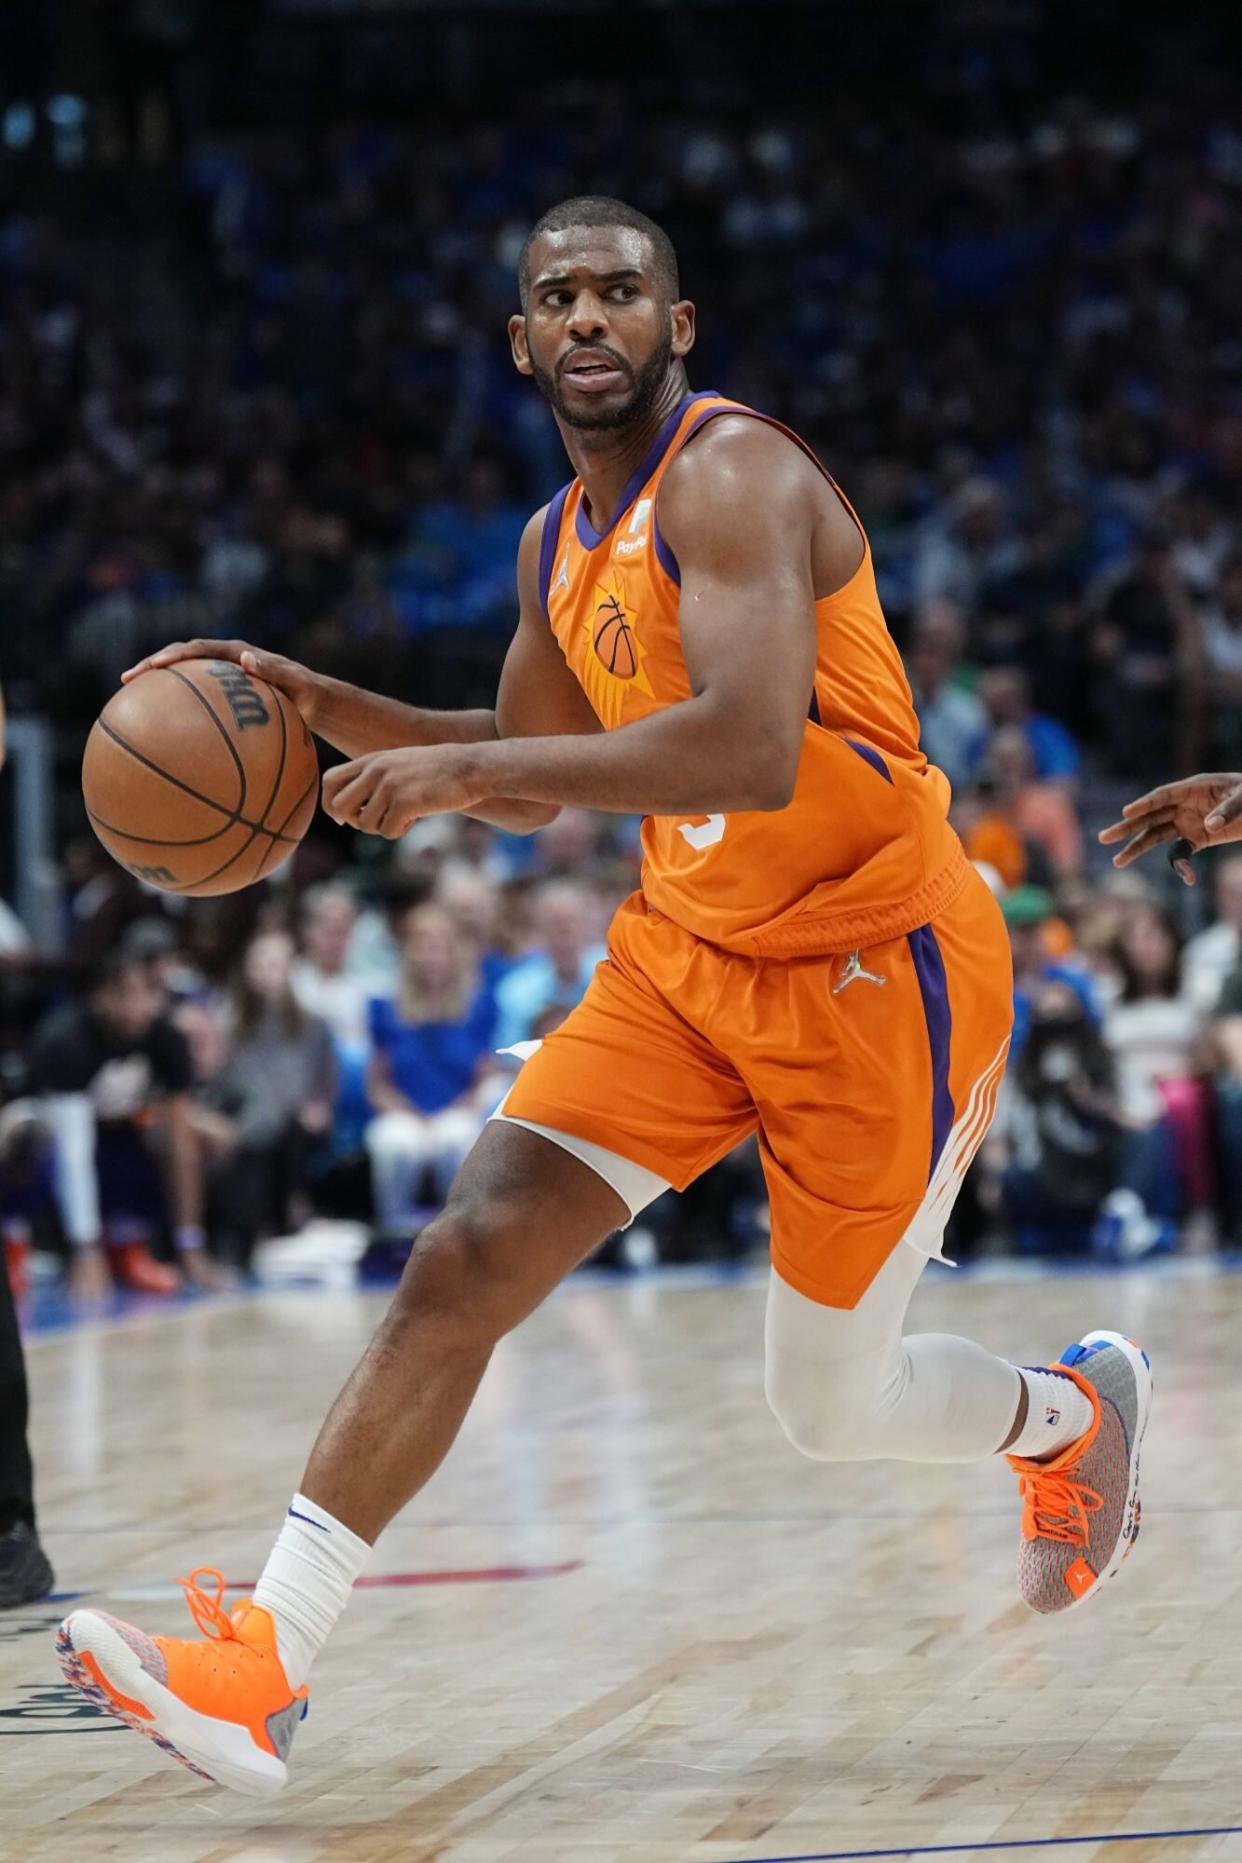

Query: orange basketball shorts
[503,867,1013,1308]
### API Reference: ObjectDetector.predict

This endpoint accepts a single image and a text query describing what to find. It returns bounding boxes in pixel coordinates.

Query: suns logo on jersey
[582,573,655,726]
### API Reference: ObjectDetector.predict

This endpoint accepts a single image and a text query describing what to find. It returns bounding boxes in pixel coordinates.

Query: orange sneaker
[106,1240,181,1295]
[57,1568,307,1795]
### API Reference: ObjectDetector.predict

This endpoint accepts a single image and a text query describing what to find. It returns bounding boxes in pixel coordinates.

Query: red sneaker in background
[106,1240,181,1295]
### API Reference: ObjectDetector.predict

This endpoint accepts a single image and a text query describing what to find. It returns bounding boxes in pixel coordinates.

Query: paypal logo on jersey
[614,498,652,557]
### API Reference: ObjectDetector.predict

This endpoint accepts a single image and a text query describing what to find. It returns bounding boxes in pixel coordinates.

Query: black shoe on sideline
[0,1522,54,1608]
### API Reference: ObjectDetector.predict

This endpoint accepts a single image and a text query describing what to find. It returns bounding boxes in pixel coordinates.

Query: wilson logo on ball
[124,862,177,885]
[206,663,270,731]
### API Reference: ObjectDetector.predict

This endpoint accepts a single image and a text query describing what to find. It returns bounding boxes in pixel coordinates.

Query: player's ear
[671,299,695,361]
[509,314,533,376]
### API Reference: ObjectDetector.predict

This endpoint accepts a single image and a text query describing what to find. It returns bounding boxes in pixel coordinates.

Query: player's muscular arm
[122,512,598,834]
[322,423,819,833]
[475,420,818,813]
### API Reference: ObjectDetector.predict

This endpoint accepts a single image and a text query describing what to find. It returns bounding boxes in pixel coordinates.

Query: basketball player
[59,199,1152,1795]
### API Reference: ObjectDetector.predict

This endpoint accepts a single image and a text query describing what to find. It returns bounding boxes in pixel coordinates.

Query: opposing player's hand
[120,639,321,727]
[322,745,487,837]
[1098,772,1242,885]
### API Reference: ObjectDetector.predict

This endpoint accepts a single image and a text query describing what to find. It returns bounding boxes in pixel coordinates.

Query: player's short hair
[519,196,680,306]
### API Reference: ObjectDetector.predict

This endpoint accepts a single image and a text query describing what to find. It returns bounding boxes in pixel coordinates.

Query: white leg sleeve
[365,1110,432,1228]
[41,1093,101,1246]
[765,1240,1022,1464]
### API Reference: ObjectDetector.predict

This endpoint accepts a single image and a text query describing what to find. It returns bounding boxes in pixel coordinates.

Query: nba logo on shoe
[1045,1405,1061,1427]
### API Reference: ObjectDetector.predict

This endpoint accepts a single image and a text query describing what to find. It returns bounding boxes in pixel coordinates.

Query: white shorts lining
[490,1100,671,1225]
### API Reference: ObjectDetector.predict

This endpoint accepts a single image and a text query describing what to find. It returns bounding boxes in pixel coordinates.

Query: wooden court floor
[4,1259,1242,1863]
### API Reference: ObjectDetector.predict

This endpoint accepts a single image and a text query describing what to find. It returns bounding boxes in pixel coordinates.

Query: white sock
[1007,1367,1096,1461]
[251,1493,372,1688]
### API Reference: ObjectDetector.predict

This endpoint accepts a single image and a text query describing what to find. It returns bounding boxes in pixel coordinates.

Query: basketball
[593,595,638,678]
[80,660,319,896]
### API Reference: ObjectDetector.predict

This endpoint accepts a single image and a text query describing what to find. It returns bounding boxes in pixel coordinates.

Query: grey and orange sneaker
[1007,1331,1152,1614]
[57,1567,306,1795]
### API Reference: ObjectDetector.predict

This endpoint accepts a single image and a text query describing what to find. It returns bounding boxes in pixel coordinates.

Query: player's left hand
[321,745,488,837]
[1099,771,1242,885]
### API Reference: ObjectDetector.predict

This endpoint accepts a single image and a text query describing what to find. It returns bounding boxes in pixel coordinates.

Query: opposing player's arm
[1099,771,1242,886]
[321,421,819,833]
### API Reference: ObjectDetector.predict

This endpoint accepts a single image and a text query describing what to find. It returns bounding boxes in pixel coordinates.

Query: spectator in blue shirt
[495,883,605,1056]
[1005,885,1099,1056]
[907,604,987,794]
[365,905,498,1236]
[968,668,1081,786]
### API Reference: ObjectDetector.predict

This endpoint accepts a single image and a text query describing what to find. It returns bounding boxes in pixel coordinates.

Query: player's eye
[610,285,638,301]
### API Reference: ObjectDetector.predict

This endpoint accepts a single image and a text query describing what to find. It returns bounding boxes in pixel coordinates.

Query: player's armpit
[465,508,604,834]
[656,417,820,811]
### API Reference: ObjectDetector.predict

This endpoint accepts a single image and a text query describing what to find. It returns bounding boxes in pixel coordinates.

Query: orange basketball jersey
[537,391,967,956]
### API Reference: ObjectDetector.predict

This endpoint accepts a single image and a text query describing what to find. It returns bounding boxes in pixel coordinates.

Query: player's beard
[534,328,674,432]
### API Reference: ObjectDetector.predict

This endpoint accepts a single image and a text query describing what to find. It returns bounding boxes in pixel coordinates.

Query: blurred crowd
[0,807,710,1293]
[974,857,1242,1262]
[5,13,1242,791]
[8,7,1242,1286]
[8,797,1242,1288]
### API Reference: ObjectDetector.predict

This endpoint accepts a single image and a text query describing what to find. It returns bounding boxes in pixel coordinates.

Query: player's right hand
[121,639,321,727]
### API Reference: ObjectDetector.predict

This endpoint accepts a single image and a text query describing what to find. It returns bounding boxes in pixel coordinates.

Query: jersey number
[677,814,726,850]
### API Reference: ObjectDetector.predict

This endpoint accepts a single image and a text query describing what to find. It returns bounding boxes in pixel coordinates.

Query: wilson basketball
[593,595,638,679]
[81,660,319,896]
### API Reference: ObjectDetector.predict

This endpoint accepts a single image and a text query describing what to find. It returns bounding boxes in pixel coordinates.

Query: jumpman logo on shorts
[832,950,887,994]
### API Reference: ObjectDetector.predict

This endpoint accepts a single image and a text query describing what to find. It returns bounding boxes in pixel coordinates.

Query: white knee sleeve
[765,1245,1022,1465]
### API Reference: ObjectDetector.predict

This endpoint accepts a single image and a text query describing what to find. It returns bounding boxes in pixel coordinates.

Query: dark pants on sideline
[0,1260,35,1536]
[208,1118,314,1267]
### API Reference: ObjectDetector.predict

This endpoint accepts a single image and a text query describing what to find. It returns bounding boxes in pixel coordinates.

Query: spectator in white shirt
[1182,854,1242,1014]
[291,885,370,1050]
[1104,902,1212,1219]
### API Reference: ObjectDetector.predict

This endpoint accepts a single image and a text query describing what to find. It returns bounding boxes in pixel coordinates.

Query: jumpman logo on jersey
[552,547,571,593]
[832,950,887,994]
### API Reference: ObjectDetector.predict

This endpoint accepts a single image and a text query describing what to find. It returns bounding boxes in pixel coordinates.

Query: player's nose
[566,290,607,337]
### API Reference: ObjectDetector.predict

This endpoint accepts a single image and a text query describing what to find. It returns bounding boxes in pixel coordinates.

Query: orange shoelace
[175,1566,238,1640]
[1016,1467,1103,1547]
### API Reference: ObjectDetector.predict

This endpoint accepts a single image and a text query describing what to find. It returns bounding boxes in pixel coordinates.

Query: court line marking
[720,1829,1242,1862]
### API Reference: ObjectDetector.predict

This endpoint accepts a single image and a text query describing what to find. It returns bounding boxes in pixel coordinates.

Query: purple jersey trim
[538,483,573,618]
[572,391,718,550]
[649,401,857,587]
[908,923,955,1185]
[844,738,894,784]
